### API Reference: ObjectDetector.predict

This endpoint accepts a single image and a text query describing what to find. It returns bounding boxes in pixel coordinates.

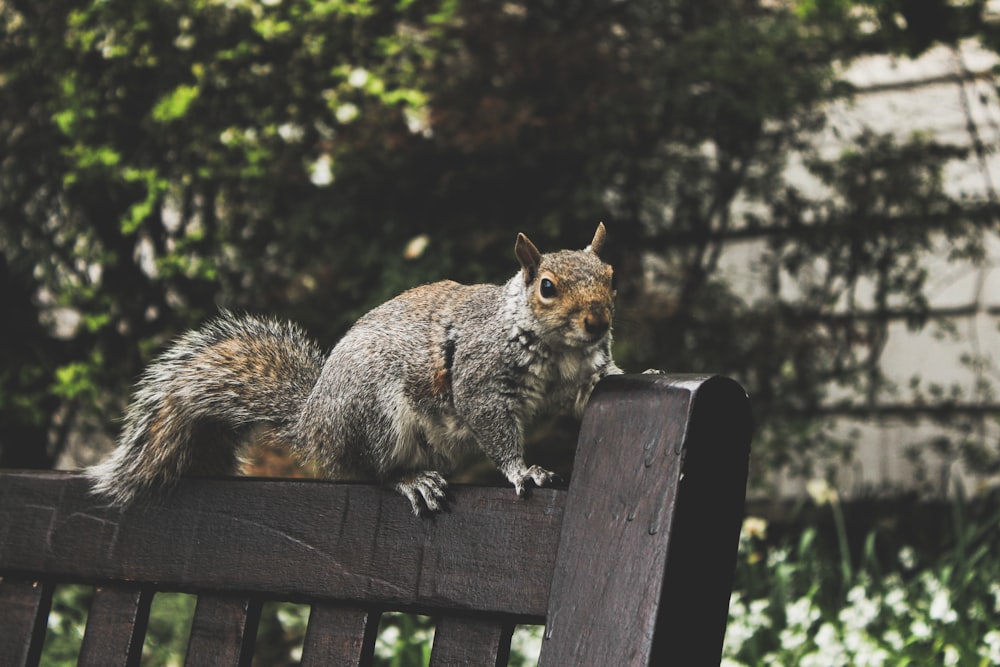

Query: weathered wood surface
[430,615,514,667]
[184,594,261,667]
[299,603,379,666]
[77,584,151,667]
[538,374,752,666]
[0,373,751,667]
[0,475,564,619]
[0,577,52,667]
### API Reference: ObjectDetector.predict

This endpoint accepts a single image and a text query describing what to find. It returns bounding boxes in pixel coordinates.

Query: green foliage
[143,593,197,666]
[1,0,997,485]
[254,601,311,666]
[51,355,102,402]
[375,612,435,667]
[38,589,197,666]
[40,585,92,666]
[726,490,1000,666]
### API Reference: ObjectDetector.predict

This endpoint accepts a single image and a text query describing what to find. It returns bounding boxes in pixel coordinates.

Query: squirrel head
[514,223,616,348]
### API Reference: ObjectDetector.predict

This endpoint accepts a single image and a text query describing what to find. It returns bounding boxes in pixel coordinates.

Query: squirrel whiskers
[89,224,622,515]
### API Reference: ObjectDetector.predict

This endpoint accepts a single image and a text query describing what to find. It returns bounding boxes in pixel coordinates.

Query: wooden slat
[78,584,152,667]
[429,615,513,667]
[650,375,752,664]
[538,374,751,666]
[299,603,379,667]
[184,594,261,667]
[0,474,563,618]
[0,577,53,667]
[0,374,750,667]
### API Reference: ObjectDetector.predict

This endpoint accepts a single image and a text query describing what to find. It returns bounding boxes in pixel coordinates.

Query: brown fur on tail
[87,311,325,505]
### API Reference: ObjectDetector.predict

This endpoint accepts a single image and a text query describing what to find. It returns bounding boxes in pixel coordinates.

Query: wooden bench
[0,374,752,666]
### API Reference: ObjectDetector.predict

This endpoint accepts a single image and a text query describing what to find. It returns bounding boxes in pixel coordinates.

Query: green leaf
[51,360,99,401]
[52,109,77,136]
[151,84,200,122]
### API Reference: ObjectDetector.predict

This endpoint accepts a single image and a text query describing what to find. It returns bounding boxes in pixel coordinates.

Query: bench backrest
[0,374,752,666]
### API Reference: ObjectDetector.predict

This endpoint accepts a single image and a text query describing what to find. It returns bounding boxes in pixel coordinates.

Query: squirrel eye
[539,278,557,299]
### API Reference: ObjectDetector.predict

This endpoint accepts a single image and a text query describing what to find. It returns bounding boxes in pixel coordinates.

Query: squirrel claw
[512,465,560,498]
[395,471,449,516]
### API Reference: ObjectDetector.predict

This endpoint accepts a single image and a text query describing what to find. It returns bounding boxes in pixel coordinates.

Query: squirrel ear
[515,232,542,284]
[588,222,607,256]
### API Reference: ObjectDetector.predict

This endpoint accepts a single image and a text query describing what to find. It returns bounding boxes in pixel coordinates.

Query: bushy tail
[87,310,325,505]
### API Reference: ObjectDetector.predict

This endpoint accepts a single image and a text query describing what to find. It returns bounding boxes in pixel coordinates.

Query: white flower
[942,644,960,667]
[720,658,748,667]
[309,154,334,186]
[510,625,543,663]
[814,622,839,650]
[175,33,195,50]
[724,595,771,656]
[843,627,863,653]
[981,630,1000,663]
[785,596,819,629]
[767,547,789,568]
[990,583,1000,613]
[348,68,370,88]
[928,588,957,624]
[724,595,752,656]
[723,619,752,656]
[802,624,850,667]
[839,586,879,631]
[412,627,433,644]
[403,106,432,137]
[748,598,772,630]
[375,625,400,659]
[220,127,239,146]
[883,629,904,651]
[806,478,839,505]
[780,627,808,651]
[278,123,304,143]
[897,546,916,570]
[335,102,359,124]
[846,632,888,667]
[47,610,64,631]
[920,571,942,597]
[741,516,768,541]
[910,618,932,640]
[884,586,908,616]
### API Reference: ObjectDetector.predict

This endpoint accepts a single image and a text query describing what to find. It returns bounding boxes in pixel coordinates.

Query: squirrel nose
[584,312,610,337]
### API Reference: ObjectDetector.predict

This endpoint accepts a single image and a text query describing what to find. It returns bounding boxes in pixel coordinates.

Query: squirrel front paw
[394,471,449,516]
[509,464,562,498]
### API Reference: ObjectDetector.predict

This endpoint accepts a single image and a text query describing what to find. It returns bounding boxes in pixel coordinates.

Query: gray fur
[89,225,622,514]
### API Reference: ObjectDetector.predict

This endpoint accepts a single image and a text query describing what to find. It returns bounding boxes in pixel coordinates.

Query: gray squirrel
[88,224,622,514]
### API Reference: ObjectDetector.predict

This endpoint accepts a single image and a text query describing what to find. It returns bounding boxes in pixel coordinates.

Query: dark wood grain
[429,615,514,667]
[184,594,261,667]
[77,584,152,667]
[0,577,53,667]
[0,374,751,666]
[299,603,379,667]
[0,475,563,618]
[537,374,752,666]
[651,375,752,664]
